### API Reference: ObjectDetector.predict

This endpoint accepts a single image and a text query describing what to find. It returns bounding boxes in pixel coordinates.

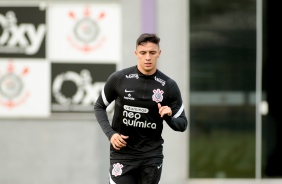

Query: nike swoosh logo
[125,89,135,93]
[157,164,162,169]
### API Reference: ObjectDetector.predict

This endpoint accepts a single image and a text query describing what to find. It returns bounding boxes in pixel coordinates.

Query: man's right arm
[94,95,116,140]
[94,72,119,140]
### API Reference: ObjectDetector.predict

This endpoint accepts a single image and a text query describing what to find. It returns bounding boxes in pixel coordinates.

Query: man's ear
[158,50,162,57]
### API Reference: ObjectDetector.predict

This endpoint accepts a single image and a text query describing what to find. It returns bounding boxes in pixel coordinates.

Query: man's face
[135,42,161,75]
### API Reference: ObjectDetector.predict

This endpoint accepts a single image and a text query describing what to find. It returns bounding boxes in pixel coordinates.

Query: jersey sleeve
[163,79,188,132]
[94,72,120,140]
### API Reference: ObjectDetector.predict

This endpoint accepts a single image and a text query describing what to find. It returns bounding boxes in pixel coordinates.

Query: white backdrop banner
[48,3,121,62]
[0,59,50,117]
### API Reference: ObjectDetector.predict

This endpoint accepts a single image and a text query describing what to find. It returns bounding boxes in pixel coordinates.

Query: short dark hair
[136,33,160,47]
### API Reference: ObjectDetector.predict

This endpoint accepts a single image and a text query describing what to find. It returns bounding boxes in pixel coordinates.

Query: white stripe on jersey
[109,173,116,184]
[173,104,184,118]
[102,89,110,106]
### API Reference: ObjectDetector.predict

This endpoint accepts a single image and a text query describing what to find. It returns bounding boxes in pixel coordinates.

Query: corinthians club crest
[67,6,106,52]
[152,89,164,103]
[0,62,29,108]
[112,163,123,177]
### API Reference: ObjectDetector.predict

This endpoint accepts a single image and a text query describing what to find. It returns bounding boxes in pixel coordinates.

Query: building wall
[157,0,189,183]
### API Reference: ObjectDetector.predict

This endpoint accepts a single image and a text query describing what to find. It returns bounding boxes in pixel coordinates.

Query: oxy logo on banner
[0,10,46,55]
[67,6,105,52]
[52,69,105,111]
[0,62,29,108]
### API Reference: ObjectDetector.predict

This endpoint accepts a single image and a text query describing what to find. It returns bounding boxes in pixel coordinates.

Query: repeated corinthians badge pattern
[0,3,121,118]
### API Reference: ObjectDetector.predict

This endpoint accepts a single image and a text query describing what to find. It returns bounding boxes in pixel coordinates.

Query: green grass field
[189,130,256,178]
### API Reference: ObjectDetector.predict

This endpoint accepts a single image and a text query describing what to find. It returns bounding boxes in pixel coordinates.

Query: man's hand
[158,103,172,118]
[110,133,129,150]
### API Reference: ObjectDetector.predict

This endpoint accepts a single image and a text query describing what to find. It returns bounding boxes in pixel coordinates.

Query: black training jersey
[94,65,187,163]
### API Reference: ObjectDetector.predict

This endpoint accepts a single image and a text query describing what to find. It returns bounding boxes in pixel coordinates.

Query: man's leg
[138,163,163,184]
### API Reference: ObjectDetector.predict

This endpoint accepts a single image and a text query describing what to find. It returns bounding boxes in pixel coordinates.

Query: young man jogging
[94,33,188,184]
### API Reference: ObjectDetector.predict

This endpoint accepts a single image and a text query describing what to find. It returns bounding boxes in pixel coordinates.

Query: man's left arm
[162,105,187,132]
[160,80,188,132]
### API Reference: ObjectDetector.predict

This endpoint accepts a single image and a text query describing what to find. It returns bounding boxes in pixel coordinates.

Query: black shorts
[109,162,163,184]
